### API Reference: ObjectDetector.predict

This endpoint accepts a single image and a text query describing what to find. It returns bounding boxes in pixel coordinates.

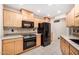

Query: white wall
[0,4,3,55]
[50,18,69,40]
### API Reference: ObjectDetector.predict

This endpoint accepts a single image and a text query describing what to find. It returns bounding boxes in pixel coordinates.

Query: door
[53,20,66,40]
[51,19,67,54]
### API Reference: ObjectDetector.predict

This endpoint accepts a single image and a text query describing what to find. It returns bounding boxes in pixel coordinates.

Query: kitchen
[0,4,79,55]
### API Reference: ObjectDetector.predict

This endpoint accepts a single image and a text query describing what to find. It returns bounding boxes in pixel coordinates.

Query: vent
[54,20,60,23]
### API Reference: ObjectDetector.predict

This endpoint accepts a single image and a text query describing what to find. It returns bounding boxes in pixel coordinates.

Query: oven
[23,34,36,50]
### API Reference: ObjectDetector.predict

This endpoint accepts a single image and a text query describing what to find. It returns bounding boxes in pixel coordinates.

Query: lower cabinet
[2,41,15,55]
[60,36,79,55]
[14,38,23,54]
[36,34,41,46]
[60,37,69,55]
[70,45,79,55]
[2,37,23,55]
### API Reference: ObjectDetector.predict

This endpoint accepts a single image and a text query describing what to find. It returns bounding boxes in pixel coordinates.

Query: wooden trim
[3,9,21,14]
[43,16,51,20]
[20,8,33,13]
[17,45,41,55]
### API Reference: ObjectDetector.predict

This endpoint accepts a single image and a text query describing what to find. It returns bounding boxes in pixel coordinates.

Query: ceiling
[4,4,74,17]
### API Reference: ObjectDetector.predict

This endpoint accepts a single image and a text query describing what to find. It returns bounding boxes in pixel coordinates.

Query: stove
[23,34,36,50]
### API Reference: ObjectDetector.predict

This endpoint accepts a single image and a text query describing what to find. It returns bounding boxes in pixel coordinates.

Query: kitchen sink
[70,39,79,45]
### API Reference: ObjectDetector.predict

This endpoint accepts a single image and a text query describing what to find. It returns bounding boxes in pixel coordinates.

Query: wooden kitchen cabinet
[60,37,69,55]
[2,37,23,55]
[2,40,15,55]
[14,38,23,54]
[74,5,79,26]
[66,7,75,27]
[60,36,79,55]
[34,18,40,27]
[36,34,41,46]
[74,5,79,17]
[21,9,34,21]
[3,9,22,27]
[66,5,79,27]
[70,45,79,55]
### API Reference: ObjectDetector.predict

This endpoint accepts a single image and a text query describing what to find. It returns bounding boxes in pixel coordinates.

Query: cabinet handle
[76,14,79,17]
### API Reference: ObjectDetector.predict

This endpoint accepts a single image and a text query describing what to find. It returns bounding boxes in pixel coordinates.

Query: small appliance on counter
[38,22,51,46]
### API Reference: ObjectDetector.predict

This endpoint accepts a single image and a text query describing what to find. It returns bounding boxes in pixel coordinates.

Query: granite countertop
[61,35,79,50]
[3,35,23,40]
[2,33,41,40]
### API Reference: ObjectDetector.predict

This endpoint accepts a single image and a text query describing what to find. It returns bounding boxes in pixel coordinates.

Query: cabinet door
[60,37,69,55]
[3,9,22,27]
[75,5,79,17]
[74,5,79,26]
[66,13,70,27]
[28,13,34,20]
[34,18,39,27]
[14,38,23,54]
[2,41,15,55]
[70,45,79,55]
[21,9,34,21]
[3,9,12,27]
[14,13,22,27]
[66,8,75,27]
[36,35,41,46]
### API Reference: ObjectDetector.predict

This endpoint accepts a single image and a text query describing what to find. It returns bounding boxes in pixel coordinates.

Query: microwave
[22,21,34,28]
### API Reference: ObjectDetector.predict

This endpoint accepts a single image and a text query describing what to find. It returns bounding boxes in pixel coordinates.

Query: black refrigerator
[38,22,51,46]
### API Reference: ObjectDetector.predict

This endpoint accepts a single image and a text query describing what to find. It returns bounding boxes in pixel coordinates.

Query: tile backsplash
[4,27,37,35]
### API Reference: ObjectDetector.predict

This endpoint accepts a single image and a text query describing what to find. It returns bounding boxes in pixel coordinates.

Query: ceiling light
[57,10,61,14]
[37,10,40,13]
[48,4,52,6]
[19,4,24,6]
[47,14,50,16]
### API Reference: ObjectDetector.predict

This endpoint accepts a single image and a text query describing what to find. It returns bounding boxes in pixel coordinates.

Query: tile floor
[21,34,62,55]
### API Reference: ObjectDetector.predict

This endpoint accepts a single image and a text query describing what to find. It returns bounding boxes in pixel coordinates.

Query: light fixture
[37,10,40,13]
[48,4,52,6]
[19,4,24,6]
[47,14,50,16]
[57,10,61,14]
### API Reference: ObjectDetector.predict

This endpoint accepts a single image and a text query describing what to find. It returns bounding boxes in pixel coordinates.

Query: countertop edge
[61,35,79,51]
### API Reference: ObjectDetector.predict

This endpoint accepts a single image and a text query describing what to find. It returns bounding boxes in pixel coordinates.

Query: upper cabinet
[66,4,79,27]
[74,5,79,26]
[3,8,50,27]
[66,7,75,27]
[34,18,39,27]
[3,9,22,27]
[21,9,34,21]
